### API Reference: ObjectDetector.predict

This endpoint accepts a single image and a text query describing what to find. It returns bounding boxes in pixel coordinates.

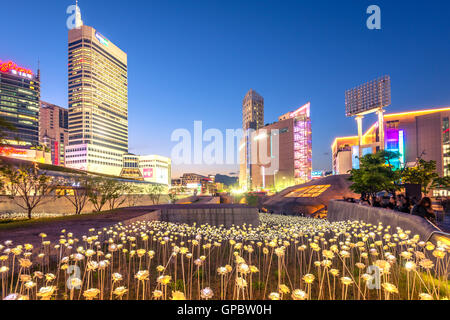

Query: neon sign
[290,102,311,118]
[0,146,27,156]
[143,168,153,178]
[0,60,33,78]
[95,32,109,47]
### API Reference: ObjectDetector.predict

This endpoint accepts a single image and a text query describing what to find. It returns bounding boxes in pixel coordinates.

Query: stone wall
[0,195,170,216]
[158,204,259,227]
[327,200,446,242]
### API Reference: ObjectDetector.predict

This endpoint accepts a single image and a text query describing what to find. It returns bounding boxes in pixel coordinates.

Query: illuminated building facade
[332,107,450,182]
[120,154,171,186]
[39,101,68,165]
[0,60,40,147]
[0,60,51,163]
[65,6,128,176]
[138,155,171,185]
[240,89,264,190]
[120,153,141,180]
[250,103,312,190]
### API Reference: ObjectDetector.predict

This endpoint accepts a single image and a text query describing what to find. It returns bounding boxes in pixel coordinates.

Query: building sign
[0,60,33,79]
[0,146,27,156]
[311,171,324,179]
[345,75,391,117]
[95,32,109,47]
[143,168,153,178]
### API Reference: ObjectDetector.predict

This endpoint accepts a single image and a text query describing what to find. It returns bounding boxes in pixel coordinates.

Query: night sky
[2,0,449,177]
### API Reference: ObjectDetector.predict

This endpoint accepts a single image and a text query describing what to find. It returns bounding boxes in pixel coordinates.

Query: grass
[0,209,122,231]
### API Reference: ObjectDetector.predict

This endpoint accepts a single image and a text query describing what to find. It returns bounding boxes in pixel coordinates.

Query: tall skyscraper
[65,3,128,175]
[39,101,68,166]
[240,89,264,190]
[242,89,264,130]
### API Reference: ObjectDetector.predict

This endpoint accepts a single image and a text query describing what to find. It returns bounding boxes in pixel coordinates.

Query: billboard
[345,75,391,117]
[143,168,153,178]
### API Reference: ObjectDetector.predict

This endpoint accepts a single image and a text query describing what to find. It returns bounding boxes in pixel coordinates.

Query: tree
[430,176,450,192]
[87,177,110,212]
[245,193,259,207]
[146,184,166,205]
[401,159,438,194]
[63,176,93,215]
[168,186,185,204]
[126,185,143,207]
[0,163,56,219]
[105,180,128,210]
[349,150,402,197]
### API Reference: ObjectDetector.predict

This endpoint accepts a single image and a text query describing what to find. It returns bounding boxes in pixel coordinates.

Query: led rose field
[0,214,448,300]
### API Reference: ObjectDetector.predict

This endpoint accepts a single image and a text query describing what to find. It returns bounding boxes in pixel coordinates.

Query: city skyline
[1,0,450,177]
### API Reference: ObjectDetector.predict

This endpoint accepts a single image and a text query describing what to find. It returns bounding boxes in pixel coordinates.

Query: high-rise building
[39,101,68,166]
[65,4,128,176]
[0,60,40,147]
[240,89,264,190]
[242,89,264,130]
[331,106,450,196]
[0,59,51,163]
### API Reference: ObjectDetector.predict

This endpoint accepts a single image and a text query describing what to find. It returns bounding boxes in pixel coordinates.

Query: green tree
[63,176,94,215]
[348,150,402,197]
[168,186,185,204]
[126,185,143,207]
[105,180,129,210]
[0,163,56,219]
[245,193,259,207]
[87,177,119,212]
[430,176,450,192]
[401,159,438,194]
[146,184,166,205]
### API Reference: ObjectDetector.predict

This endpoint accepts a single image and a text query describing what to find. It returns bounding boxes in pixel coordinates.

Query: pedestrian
[398,196,411,213]
[372,196,382,207]
[411,197,436,224]
[386,196,397,210]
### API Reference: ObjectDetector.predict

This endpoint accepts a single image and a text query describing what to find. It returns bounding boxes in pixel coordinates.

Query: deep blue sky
[2,0,449,177]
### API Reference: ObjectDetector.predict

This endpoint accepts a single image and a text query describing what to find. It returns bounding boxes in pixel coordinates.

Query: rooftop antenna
[37,57,40,81]
[75,0,83,28]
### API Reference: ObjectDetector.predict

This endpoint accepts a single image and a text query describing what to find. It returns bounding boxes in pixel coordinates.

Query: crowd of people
[348,193,439,224]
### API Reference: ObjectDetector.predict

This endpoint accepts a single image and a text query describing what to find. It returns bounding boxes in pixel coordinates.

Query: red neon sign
[0,60,33,76]
[0,146,27,156]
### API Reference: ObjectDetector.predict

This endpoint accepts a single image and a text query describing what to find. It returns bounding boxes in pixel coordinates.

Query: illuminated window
[285,185,331,198]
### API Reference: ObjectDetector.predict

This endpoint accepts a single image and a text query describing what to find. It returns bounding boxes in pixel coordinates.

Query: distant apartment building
[176,173,215,194]
[65,6,128,176]
[171,178,182,187]
[181,173,208,186]
[249,103,312,190]
[39,101,68,165]
[332,107,450,182]
[240,89,264,189]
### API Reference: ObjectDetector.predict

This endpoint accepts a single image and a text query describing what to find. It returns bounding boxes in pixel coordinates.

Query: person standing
[411,197,436,224]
